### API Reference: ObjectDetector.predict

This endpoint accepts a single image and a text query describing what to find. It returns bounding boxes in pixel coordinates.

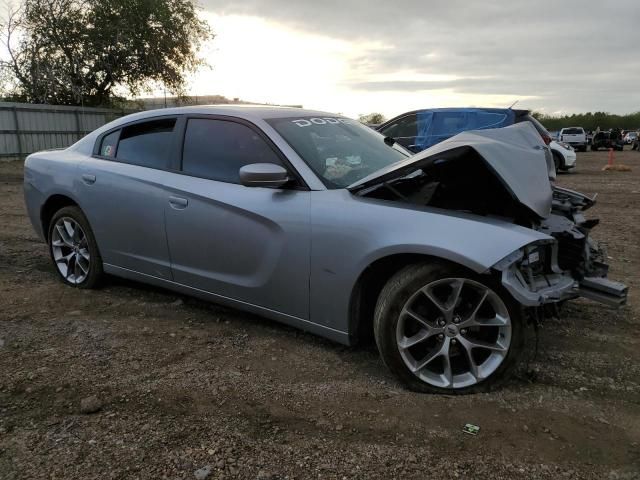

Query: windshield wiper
[383,136,396,146]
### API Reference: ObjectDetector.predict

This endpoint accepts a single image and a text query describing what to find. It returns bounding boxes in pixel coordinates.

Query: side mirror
[239,163,289,188]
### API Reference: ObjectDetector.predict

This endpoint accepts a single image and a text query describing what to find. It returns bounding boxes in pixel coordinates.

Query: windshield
[266,116,410,188]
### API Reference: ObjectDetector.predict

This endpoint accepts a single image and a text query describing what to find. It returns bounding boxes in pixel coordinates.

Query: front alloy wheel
[374,263,523,394]
[396,278,511,389]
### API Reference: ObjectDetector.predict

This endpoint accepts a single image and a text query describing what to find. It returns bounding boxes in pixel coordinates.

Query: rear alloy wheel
[48,206,103,288]
[374,263,523,394]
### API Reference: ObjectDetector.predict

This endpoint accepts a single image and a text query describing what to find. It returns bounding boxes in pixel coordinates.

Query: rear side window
[182,119,283,183]
[431,111,509,135]
[99,130,119,157]
[431,112,467,135]
[116,118,176,169]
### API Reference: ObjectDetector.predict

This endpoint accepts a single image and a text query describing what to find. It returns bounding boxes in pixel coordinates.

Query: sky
[188,0,640,119]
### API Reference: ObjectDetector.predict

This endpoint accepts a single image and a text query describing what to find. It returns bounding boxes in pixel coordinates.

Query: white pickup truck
[558,127,587,152]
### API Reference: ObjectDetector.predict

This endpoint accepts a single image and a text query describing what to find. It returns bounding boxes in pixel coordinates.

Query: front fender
[308,190,551,336]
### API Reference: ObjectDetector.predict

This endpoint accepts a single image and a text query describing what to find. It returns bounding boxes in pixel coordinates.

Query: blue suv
[376,108,552,153]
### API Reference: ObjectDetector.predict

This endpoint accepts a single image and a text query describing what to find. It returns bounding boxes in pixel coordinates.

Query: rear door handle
[81,174,96,185]
[169,195,188,209]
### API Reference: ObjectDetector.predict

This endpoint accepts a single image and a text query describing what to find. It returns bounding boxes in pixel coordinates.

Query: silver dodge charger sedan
[23,106,627,393]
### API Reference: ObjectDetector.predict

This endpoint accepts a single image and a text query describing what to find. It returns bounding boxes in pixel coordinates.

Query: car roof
[112,105,338,125]
[69,104,347,159]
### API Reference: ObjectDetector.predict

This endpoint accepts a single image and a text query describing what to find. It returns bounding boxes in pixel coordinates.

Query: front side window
[380,114,418,139]
[116,118,176,169]
[267,116,410,188]
[182,119,283,184]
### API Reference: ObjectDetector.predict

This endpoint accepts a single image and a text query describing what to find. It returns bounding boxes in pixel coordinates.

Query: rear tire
[373,262,524,394]
[48,206,103,289]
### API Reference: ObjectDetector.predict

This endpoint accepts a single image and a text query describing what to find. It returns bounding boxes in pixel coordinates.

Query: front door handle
[81,174,96,185]
[169,195,188,209]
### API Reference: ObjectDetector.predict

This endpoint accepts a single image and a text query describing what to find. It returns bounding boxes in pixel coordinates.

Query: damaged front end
[350,123,628,309]
[496,186,628,308]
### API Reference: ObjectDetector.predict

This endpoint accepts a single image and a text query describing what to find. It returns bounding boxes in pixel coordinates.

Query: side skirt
[103,263,351,345]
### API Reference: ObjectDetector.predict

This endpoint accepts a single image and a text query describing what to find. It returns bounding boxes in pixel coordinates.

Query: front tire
[374,262,524,394]
[552,151,564,172]
[48,206,103,289]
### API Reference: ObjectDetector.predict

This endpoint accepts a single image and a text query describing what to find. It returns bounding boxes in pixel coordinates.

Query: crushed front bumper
[493,247,578,307]
[493,240,628,308]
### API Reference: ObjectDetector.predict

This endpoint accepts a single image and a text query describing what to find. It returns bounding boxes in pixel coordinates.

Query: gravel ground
[0,150,639,480]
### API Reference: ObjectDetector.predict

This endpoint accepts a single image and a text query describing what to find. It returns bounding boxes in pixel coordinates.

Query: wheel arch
[41,194,80,241]
[348,253,483,345]
[551,149,565,170]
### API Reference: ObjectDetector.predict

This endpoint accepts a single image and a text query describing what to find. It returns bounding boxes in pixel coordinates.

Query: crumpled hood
[349,122,554,218]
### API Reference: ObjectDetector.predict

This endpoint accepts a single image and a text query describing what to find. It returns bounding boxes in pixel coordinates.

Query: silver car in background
[23,106,627,393]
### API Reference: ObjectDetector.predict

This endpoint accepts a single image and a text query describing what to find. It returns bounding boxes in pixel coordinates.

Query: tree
[533,111,640,132]
[0,0,212,106]
[359,112,387,125]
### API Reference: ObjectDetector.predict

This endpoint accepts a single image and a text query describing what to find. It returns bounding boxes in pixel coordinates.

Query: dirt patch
[1,151,639,479]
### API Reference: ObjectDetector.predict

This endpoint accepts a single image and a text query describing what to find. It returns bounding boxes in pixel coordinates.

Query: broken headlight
[492,240,554,286]
[519,243,549,277]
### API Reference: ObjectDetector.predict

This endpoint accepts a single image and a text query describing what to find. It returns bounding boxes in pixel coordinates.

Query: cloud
[200,0,640,114]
